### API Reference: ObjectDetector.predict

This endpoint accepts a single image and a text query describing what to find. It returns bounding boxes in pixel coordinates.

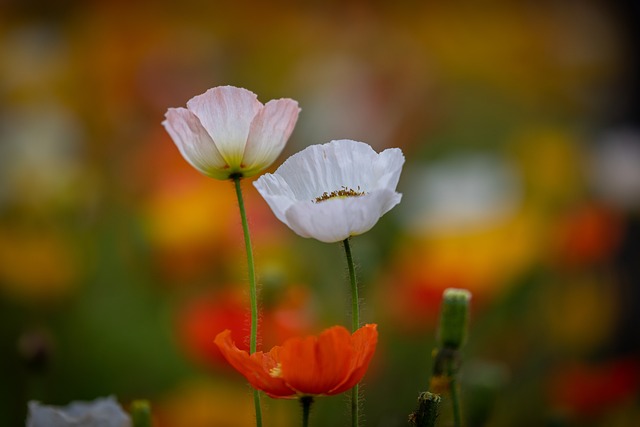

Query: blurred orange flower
[215,324,378,398]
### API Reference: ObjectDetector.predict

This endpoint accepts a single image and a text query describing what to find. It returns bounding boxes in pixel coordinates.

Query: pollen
[269,363,283,378]
[313,186,365,203]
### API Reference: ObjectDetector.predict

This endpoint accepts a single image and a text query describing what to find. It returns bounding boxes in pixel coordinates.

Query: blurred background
[1,0,639,426]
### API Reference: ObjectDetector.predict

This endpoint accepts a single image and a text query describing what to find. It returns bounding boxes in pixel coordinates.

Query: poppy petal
[279,326,353,395]
[243,99,300,177]
[283,189,402,243]
[254,140,405,242]
[214,330,295,398]
[162,108,228,179]
[186,86,261,168]
[329,324,378,395]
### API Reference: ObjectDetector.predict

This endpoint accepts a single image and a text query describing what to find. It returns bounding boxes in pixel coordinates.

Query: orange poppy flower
[214,324,378,398]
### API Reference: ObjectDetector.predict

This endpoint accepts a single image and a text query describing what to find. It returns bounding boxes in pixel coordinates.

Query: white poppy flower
[163,86,300,180]
[254,139,404,243]
[27,396,131,427]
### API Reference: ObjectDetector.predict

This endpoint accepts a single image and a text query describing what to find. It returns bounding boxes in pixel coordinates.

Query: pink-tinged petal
[242,99,300,176]
[214,330,295,398]
[186,86,262,168]
[329,324,378,395]
[162,108,229,180]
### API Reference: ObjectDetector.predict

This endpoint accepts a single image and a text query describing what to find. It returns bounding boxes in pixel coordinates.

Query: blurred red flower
[176,287,313,370]
[549,357,640,418]
[215,324,378,398]
[552,203,622,267]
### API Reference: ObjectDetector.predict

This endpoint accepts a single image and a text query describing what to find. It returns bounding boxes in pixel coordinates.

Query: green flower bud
[130,400,151,427]
[437,288,472,349]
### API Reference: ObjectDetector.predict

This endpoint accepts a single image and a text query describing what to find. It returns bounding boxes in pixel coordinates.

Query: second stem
[342,238,360,427]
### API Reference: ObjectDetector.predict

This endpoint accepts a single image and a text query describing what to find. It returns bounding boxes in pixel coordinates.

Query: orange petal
[214,330,295,398]
[279,326,353,395]
[329,324,378,395]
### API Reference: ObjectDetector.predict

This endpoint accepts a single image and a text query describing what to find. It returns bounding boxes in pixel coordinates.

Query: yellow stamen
[313,186,365,203]
[269,363,283,378]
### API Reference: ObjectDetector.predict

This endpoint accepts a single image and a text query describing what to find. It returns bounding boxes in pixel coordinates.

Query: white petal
[253,173,297,225]
[374,147,405,190]
[27,396,131,427]
[162,108,229,179]
[283,189,402,243]
[254,139,405,243]
[273,140,381,200]
[186,86,261,167]
[242,99,300,177]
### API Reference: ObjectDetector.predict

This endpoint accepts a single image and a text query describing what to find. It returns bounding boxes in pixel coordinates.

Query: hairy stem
[343,238,360,427]
[233,176,262,427]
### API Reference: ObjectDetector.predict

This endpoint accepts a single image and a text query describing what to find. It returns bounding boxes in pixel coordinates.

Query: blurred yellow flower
[380,211,543,331]
[542,275,617,353]
[156,379,294,427]
[0,228,78,302]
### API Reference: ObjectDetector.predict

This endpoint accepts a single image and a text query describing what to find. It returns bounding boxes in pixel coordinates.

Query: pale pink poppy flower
[163,86,300,180]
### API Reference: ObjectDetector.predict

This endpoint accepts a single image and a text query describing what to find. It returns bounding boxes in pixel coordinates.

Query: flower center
[269,363,283,378]
[313,186,365,203]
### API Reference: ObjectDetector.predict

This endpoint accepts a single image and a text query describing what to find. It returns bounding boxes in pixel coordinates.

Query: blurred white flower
[589,130,640,210]
[0,104,84,208]
[163,85,300,180]
[254,139,404,243]
[27,396,131,427]
[399,154,521,234]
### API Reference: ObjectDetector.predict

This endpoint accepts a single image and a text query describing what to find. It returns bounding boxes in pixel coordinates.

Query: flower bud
[131,400,152,427]
[437,288,472,349]
[409,392,441,427]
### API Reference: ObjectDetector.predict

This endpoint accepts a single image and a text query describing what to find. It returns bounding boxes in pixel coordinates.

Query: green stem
[253,390,262,427]
[232,176,262,427]
[342,238,360,427]
[343,238,360,331]
[448,359,461,427]
[300,396,313,427]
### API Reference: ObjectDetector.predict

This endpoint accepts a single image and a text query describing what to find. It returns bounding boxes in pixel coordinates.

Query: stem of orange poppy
[300,396,313,427]
[342,237,360,427]
[232,176,262,427]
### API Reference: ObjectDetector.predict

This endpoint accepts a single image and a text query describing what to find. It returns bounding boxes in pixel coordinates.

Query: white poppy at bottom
[27,396,131,427]
[254,139,404,243]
